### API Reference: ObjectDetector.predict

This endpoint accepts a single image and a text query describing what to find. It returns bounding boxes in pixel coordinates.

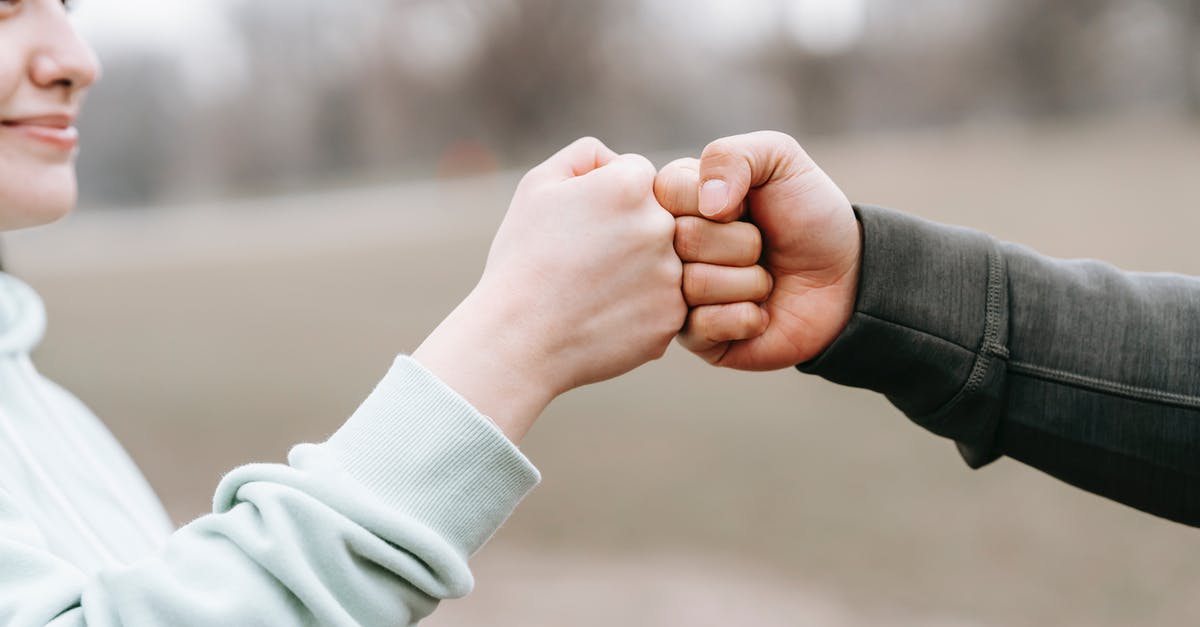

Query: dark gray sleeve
[799,204,1200,526]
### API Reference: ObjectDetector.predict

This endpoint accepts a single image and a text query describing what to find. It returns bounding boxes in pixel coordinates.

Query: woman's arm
[0,137,686,625]
[34,356,532,626]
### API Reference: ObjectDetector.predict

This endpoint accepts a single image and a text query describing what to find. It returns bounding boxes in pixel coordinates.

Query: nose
[29,9,102,94]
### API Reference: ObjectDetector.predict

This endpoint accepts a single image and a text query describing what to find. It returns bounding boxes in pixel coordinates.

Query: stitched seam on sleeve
[855,247,1010,363]
[961,244,1010,395]
[853,238,1009,425]
[1009,361,1200,410]
[905,241,1009,430]
[982,245,1010,359]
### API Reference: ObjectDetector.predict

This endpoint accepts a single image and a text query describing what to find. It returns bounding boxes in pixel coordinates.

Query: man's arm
[655,130,1200,527]
[801,204,1200,525]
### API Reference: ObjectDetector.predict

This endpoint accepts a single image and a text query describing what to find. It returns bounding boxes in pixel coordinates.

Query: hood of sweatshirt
[0,273,46,356]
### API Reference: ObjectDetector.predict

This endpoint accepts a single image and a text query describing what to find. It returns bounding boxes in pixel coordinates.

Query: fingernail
[699,179,728,218]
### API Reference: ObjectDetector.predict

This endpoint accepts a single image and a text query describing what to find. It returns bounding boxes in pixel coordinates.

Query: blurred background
[6,0,1200,624]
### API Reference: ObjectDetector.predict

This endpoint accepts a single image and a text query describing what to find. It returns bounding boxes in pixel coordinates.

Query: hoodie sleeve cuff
[798,205,1010,468]
[321,355,540,555]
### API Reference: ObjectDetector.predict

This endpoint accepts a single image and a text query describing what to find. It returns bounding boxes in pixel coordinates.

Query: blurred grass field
[9,116,1200,626]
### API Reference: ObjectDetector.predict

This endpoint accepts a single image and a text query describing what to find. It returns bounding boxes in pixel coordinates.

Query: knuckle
[622,152,657,177]
[517,167,540,190]
[655,162,698,211]
[660,157,699,176]
[757,130,801,150]
[662,254,684,284]
[704,303,752,341]
[681,264,710,304]
[701,137,738,165]
[674,216,703,260]
[652,207,676,239]
[757,130,811,174]
[699,305,721,328]
[688,310,721,343]
[611,160,654,200]
[573,136,605,152]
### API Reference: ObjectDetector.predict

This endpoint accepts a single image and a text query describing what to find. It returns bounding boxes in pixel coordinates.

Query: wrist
[825,217,864,345]
[838,218,864,331]
[811,217,863,359]
[411,284,562,443]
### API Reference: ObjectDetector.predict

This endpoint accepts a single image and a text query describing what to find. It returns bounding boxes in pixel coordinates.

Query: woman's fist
[415,137,686,440]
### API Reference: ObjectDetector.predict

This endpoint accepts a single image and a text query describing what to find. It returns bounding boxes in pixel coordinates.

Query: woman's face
[0,0,99,231]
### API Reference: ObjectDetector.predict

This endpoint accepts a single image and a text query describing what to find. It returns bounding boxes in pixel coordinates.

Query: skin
[0,0,99,229]
[413,139,689,441]
[655,131,863,371]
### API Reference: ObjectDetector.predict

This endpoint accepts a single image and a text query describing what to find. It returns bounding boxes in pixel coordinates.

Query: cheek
[0,50,19,105]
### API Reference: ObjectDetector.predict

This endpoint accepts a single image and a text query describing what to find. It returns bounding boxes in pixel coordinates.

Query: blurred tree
[1000,0,1117,117]
[757,41,855,135]
[455,0,628,159]
[71,0,1200,208]
[1186,0,1200,114]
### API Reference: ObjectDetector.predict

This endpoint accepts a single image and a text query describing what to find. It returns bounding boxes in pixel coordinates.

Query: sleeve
[0,355,540,626]
[799,204,1200,526]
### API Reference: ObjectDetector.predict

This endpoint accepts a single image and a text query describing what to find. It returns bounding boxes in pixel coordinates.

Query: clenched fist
[415,137,686,440]
[655,131,861,371]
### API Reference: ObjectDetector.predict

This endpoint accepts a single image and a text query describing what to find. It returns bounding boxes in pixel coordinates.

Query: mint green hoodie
[0,272,540,625]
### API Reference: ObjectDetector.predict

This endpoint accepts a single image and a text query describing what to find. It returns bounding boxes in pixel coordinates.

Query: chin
[0,161,78,231]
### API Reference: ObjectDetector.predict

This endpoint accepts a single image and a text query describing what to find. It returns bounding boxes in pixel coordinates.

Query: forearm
[801,205,1200,525]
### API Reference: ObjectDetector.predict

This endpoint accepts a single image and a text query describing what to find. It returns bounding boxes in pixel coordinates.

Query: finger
[525,136,619,185]
[654,158,700,217]
[677,302,769,360]
[697,130,814,222]
[573,152,657,204]
[674,216,762,266]
[682,263,773,307]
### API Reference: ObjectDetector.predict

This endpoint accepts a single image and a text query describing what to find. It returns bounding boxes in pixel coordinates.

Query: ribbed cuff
[800,205,1009,467]
[323,355,540,555]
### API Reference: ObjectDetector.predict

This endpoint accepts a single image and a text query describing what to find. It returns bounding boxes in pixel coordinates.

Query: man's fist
[654,131,861,371]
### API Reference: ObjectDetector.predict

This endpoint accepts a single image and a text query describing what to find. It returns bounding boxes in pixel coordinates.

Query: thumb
[696,131,813,223]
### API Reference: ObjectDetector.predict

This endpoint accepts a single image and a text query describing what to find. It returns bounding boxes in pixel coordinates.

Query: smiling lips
[0,114,79,151]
